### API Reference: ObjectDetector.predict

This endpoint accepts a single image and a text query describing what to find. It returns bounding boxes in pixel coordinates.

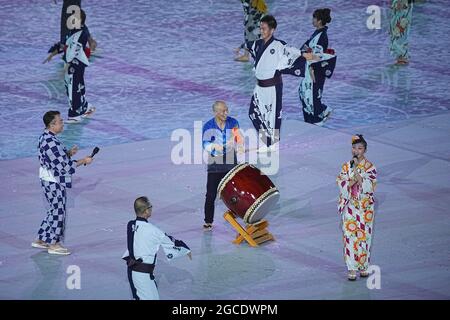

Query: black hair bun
[313,8,332,25]
[322,8,332,24]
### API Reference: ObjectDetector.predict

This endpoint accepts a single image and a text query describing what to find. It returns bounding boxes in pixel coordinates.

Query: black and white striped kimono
[122,217,191,300]
[245,37,303,146]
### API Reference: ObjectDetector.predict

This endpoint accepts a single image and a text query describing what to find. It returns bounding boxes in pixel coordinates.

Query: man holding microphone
[31,110,94,255]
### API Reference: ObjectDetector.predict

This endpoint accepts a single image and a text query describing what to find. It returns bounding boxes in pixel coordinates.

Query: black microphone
[350,155,358,168]
[90,147,100,158]
[84,147,99,166]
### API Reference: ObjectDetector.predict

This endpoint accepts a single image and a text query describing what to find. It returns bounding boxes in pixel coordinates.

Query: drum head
[244,189,280,224]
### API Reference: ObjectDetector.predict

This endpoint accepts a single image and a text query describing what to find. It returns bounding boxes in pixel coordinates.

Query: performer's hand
[234,47,241,55]
[303,52,314,60]
[303,52,320,61]
[187,252,192,260]
[76,156,92,166]
[88,37,97,52]
[213,144,223,153]
[43,52,55,64]
[309,66,316,83]
[225,138,236,150]
[237,144,245,154]
[83,156,93,166]
[68,145,79,157]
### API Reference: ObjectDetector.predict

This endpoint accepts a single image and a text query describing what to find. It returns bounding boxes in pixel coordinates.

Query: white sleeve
[65,31,90,66]
[277,44,302,71]
[158,231,191,261]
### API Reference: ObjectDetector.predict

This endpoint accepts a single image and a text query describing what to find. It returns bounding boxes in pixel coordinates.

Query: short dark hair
[134,196,151,216]
[43,111,60,128]
[260,15,277,30]
[352,134,367,150]
[313,8,332,25]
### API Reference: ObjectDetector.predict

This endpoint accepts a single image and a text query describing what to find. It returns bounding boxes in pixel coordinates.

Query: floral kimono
[390,0,413,60]
[337,158,377,271]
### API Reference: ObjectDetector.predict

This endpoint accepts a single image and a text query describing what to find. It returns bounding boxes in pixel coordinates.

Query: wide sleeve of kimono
[45,138,77,176]
[65,30,90,66]
[277,44,303,72]
[336,162,351,199]
[361,163,377,195]
[159,233,191,261]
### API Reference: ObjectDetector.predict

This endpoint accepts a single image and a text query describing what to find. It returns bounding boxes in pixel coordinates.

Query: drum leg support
[223,211,275,247]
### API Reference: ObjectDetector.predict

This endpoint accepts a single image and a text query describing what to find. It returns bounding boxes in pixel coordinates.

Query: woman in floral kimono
[390,0,413,65]
[336,135,377,281]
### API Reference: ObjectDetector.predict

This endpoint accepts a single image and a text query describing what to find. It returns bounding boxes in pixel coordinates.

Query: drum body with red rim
[217,163,279,224]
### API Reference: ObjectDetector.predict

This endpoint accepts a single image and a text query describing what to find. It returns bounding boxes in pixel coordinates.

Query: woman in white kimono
[336,135,377,281]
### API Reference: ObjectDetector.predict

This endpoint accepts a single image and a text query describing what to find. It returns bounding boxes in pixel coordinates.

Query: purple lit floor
[0,0,449,299]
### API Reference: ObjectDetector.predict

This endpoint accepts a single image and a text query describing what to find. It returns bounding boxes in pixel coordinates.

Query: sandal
[81,106,96,118]
[48,244,71,255]
[65,116,83,124]
[31,240,49,249]
[203,223,213,231]
[395,59,409,66]
[348,271,357,281]
[360,270,369,278]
